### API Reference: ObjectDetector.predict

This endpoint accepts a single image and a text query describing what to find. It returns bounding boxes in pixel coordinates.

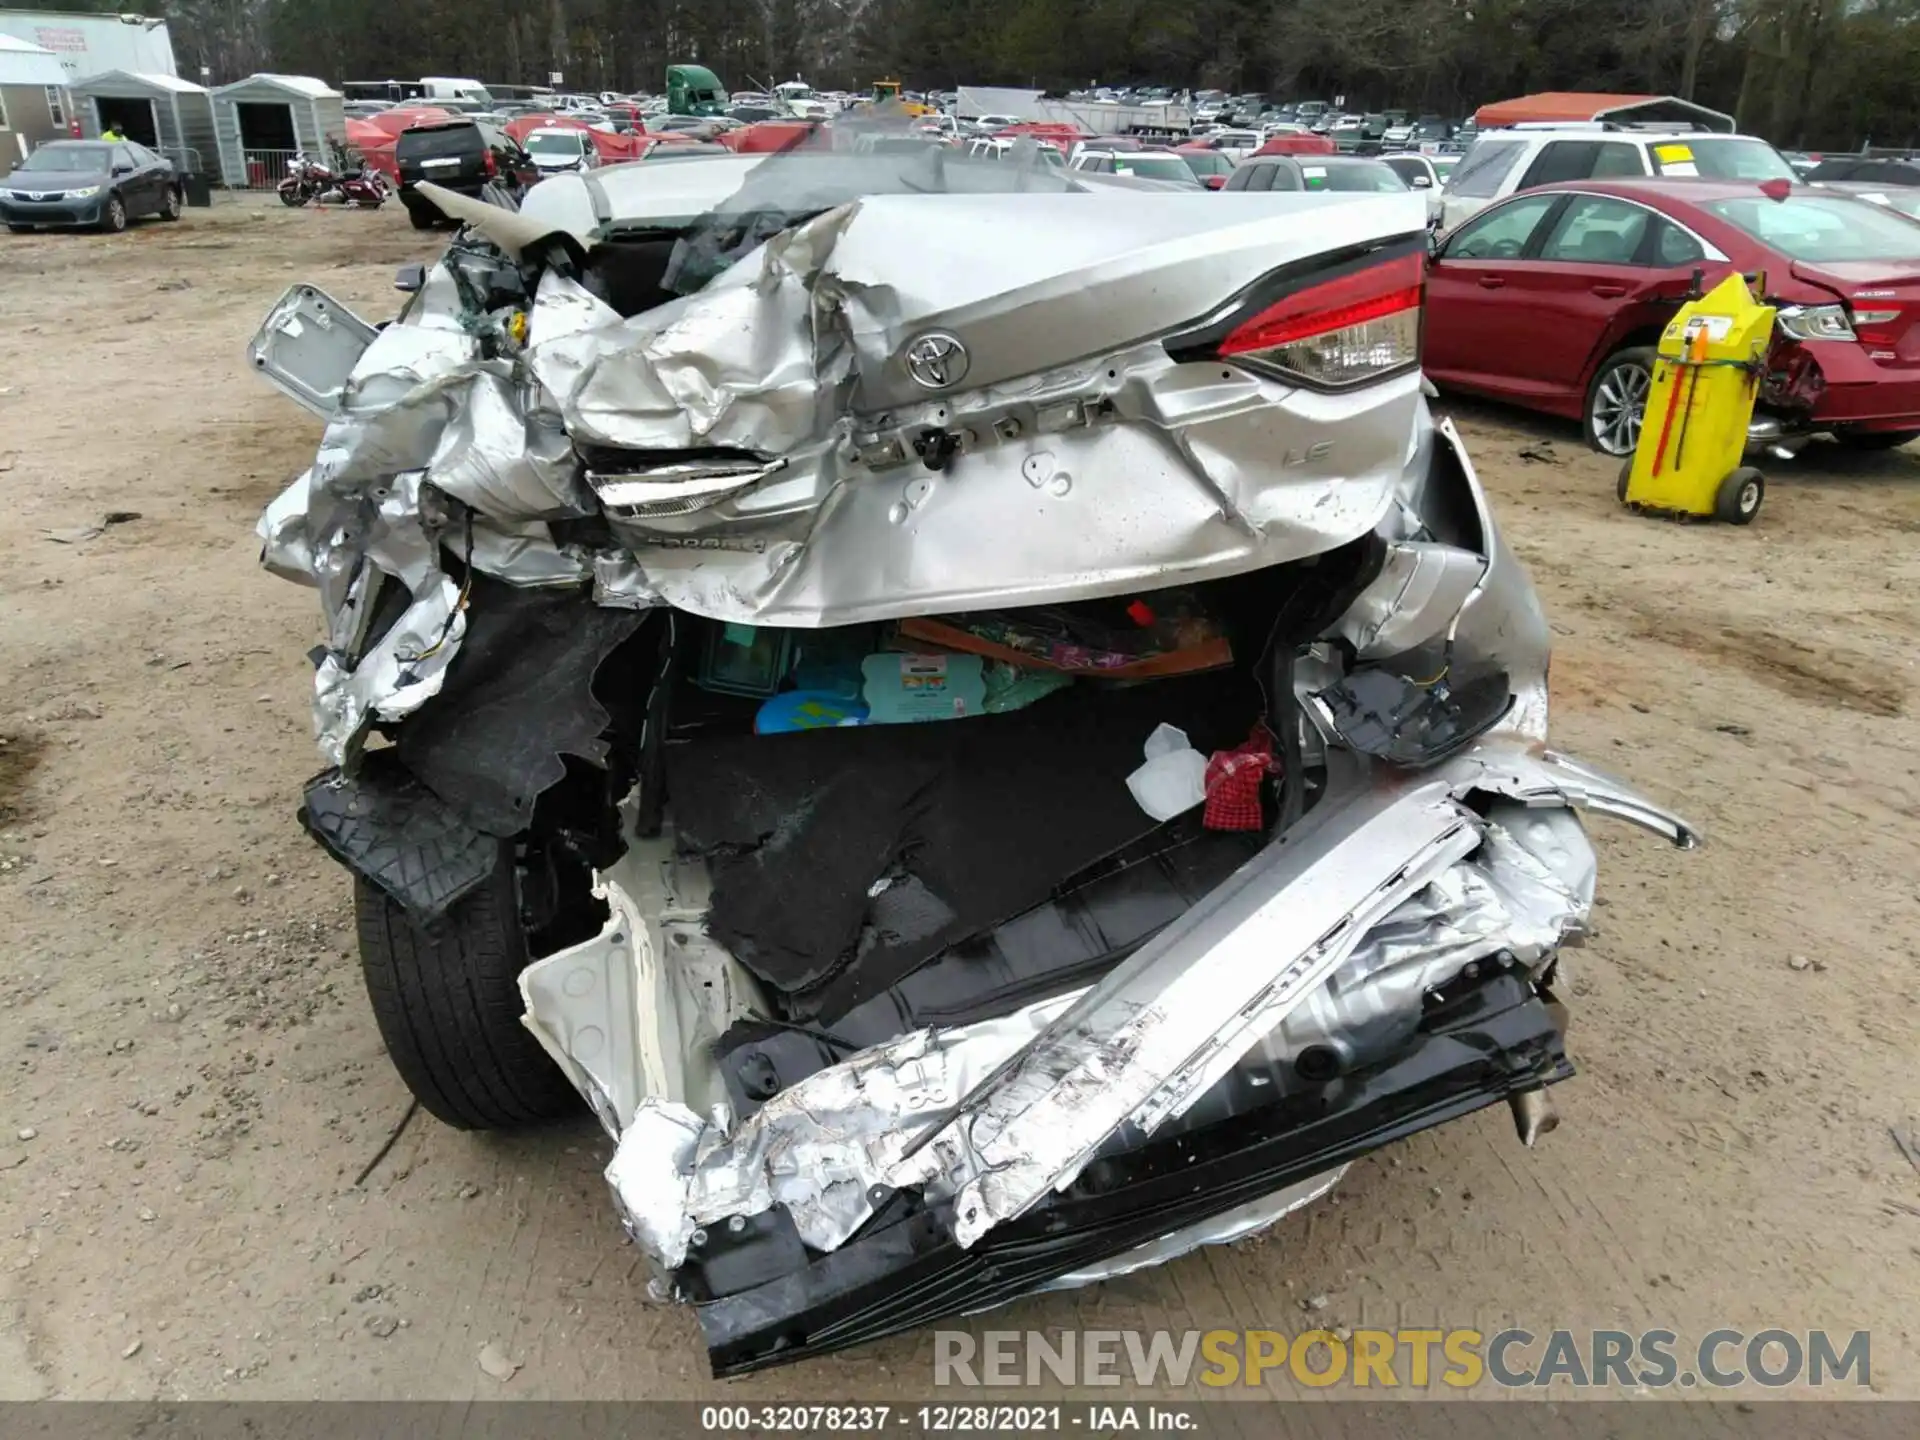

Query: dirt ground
[1,194,1917,1404]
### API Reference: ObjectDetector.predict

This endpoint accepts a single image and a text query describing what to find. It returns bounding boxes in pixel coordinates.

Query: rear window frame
[396,123,483,160]
[1447,138,1527,199]
[1702,192,1920,262]
[1650,137,1796,181]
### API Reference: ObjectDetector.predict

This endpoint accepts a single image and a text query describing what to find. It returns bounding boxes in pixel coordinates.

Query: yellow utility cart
[1618,272,1776,524]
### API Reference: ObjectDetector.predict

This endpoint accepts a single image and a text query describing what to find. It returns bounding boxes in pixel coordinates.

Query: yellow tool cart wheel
[1616,459,1632,504]
[1713,467,1765,525]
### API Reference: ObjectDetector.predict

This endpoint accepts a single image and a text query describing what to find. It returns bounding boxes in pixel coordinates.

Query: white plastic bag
[1126,723,1208,821]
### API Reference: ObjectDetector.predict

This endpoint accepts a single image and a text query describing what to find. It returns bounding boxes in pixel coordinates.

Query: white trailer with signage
[955,85,1192,136]
[0,9,177,84]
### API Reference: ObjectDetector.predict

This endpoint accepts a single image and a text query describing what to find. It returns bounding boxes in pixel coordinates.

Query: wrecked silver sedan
[251,148,1695,1375]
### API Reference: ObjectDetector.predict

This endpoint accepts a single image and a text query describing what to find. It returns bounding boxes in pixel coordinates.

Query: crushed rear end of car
[250,146,1696,1375]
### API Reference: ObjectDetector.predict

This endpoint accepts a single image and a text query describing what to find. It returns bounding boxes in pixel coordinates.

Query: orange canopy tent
[718,120,824,154]
[346,107,455,181]
[345,117,400,179]
[1473,92,1735,132]
[1251,132,1336,157]
[366,105,455,137]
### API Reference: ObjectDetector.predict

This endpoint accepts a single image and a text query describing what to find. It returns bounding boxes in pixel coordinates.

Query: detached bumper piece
[690,966,1569,1376]
[298,751,497,924]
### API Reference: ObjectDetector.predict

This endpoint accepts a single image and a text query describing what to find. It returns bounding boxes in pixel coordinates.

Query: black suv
[393,120,535,229]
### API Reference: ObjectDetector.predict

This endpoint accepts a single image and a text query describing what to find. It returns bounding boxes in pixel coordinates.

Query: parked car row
[958,110,1920,457]
[20,101,1918,464]
[966,116,1920,456]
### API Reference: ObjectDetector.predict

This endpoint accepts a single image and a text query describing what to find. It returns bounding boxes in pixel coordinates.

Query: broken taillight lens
[1217,251,1424,388]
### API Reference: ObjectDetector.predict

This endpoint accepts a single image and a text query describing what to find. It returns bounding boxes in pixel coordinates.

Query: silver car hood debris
[254,185,1426,761]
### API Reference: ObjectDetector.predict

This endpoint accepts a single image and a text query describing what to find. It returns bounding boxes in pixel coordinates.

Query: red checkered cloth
[1204,726,1278,831]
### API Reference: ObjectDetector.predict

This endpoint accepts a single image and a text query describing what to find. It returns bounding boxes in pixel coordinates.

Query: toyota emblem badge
[904,332,969,390]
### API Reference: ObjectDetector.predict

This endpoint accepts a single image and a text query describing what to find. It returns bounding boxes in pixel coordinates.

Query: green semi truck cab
[667,65,728,117]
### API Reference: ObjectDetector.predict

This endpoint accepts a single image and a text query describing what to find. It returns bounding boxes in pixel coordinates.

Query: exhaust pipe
[1747,416,1808,461]
[1509,1088,1559,1147]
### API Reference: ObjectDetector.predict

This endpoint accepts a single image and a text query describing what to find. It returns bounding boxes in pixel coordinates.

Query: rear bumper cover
[523,739,1692,1375]
[696,966,1568,1376]
[1806,344,1920,426]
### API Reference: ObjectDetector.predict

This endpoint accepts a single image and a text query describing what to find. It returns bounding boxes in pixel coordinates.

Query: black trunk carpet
[665,670,1257,1017]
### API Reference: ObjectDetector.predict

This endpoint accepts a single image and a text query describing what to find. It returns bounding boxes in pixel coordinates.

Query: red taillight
[483,147,497,177]
[1853,306,1902,346]
[1220,251,1424,354]
[1214,250,1425,388]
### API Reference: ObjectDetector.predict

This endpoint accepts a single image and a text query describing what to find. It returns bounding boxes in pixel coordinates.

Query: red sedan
[1423,178,1920,454]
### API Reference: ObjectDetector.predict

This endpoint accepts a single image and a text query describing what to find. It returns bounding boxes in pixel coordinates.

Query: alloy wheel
[1590,360,1651,456]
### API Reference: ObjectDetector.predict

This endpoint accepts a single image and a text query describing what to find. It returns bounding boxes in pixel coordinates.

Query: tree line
[28,0,1920,150]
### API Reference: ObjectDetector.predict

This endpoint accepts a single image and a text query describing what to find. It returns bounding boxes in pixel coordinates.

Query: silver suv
[1439,124,1796,231]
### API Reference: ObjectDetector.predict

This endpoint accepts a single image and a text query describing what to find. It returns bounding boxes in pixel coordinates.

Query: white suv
[1439,124,1797,231]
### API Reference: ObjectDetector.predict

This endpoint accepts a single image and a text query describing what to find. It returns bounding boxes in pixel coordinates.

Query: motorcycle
[276,154,389,209]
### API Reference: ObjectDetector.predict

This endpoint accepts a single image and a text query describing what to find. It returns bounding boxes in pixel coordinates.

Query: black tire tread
[1713,466,1764,526]
[354,849,578,1130]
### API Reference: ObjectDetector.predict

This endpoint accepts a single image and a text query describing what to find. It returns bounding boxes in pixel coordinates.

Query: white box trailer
[0,9,176,83]
[955,85,1192,136]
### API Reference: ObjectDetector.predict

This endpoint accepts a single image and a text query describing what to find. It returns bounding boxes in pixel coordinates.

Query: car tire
[159,185,181,221]
[1585,346,1655,457]
[99,193,127,234]
[1713,466,1764,525]
[1832,428,1920,451]
[6,224,30,235]
[353,843,581,1131]
[406,203,437,231]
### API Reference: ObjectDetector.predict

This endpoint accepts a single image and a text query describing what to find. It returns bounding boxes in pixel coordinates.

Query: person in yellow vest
[101,124,127,142]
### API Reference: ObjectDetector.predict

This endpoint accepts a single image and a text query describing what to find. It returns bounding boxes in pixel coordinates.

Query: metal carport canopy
[1473,93,1736,133]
